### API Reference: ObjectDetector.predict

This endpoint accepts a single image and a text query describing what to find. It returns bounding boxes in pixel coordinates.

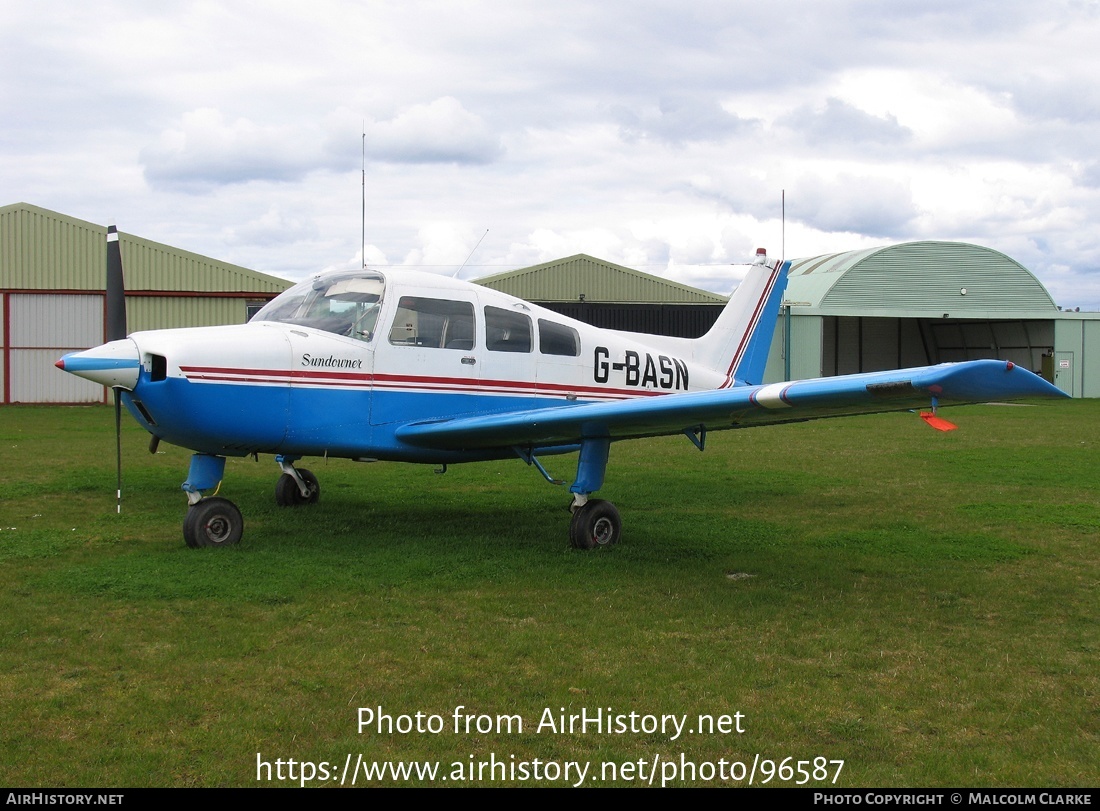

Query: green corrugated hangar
[1,203,291,404]
[476,254,728,337]
[761,241,1099,397]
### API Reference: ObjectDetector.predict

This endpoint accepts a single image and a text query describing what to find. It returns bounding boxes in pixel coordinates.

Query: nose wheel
[181,454,242,548]
[183,497,244,548]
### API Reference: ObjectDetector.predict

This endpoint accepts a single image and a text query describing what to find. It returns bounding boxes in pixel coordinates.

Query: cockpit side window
[388,297,476,350]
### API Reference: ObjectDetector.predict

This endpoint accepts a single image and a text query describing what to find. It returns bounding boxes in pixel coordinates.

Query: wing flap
[394,360,1065,451]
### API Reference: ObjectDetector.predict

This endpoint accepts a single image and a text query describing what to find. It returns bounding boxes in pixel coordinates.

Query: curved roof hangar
[786,241,1058,318]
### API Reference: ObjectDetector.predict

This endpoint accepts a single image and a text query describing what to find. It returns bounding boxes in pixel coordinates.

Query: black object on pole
[105,222,128,512]
[105,222,127,342]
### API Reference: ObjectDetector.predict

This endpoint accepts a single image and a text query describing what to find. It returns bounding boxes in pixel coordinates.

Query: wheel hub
[203,516,232,543]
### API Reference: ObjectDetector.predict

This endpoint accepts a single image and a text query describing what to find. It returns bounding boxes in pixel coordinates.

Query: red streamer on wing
[920,412,958,432]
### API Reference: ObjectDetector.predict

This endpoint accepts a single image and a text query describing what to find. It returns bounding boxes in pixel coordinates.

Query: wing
[395,360,1066,451]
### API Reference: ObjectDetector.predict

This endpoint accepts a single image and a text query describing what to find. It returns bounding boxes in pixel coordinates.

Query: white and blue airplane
[56,229,1065,549]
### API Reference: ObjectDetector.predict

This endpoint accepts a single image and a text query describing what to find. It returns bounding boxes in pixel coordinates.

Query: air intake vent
[150,354,167,382]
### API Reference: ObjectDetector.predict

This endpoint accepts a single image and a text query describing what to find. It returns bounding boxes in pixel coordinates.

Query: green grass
[0,401,1096,787]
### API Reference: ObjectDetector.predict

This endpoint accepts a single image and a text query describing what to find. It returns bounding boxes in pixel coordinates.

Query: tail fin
[696,256,788,387]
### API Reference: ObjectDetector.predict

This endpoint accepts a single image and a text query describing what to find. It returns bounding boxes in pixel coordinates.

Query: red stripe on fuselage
[177,365,666,400]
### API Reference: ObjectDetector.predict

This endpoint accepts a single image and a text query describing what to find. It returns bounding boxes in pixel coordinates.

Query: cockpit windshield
[252,271,386,341]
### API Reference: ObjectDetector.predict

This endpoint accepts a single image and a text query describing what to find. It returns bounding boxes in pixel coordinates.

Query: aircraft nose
[56,338,141,390]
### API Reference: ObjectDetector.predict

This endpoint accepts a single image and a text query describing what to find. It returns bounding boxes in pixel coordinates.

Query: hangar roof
[1,202,290,294]
[476,253,727,304]
[786,241,1058,318]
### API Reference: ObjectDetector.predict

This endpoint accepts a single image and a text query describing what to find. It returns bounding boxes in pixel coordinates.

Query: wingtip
[1005,361,1069,399]
[912,359,1068,402]
[1003,361,1069,400]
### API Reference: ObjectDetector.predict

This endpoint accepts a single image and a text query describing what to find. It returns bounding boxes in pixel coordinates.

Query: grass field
[0,401,1096,787]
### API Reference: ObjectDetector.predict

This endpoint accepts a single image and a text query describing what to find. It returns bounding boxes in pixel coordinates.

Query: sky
[4,1,1100,307]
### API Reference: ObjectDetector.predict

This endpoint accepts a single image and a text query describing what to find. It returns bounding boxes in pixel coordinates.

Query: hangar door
[822,316,1054,377]
[4,293,105,403]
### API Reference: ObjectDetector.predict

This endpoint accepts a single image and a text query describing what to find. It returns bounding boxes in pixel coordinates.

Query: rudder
[695,258,788,387]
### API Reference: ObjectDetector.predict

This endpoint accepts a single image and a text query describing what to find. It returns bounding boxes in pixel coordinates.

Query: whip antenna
[454,229,489,279]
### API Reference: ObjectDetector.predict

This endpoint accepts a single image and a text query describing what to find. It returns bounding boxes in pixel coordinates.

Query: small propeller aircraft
[56,227,1066,549]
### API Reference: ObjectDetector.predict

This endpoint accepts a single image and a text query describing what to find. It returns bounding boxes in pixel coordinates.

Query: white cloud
[140,108,341,191]
[222,206,320,247]
[778,97,912,150]
[792,173,918,237]
[367,97,503,165]
[400,223,491,273]
[838,72,1020,153]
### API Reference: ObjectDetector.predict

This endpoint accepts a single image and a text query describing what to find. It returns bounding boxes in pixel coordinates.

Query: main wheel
[275,468,320,506]
[569,499,621,550]
[183,497,244,548]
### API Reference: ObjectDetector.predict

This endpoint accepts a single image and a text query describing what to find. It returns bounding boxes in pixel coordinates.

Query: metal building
[1,203,291,404]
[476,254,728,337]
[762,240,1100,397]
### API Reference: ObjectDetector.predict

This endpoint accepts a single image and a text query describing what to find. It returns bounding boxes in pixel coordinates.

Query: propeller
[106,222,127,513]
[106,223,127,342]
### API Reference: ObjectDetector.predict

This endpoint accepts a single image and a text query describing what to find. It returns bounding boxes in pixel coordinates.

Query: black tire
[275,469,320,506]
[183,497,244,548]
[569,499,621,550]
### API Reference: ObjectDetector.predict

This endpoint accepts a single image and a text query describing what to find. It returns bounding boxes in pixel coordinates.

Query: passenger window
[485,306,532,353]
[538,319,580,357]
[389,297,475,349]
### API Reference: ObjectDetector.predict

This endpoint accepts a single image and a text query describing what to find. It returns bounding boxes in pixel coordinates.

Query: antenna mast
[361,126,366,268]
[455,229,489,279]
